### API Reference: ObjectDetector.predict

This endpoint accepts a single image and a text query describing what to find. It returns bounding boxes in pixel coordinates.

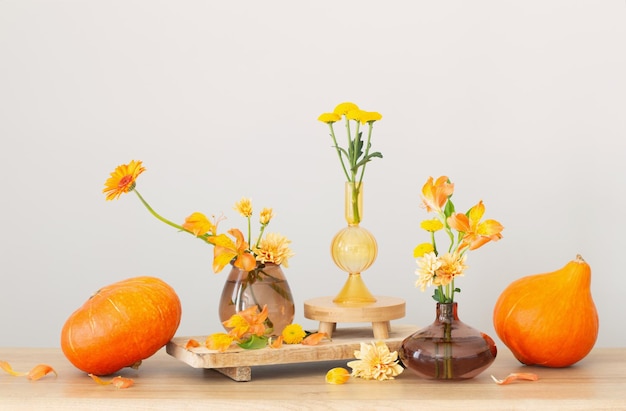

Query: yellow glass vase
[330,182,378,304]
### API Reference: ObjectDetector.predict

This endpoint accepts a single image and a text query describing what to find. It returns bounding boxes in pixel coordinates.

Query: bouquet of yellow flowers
[413,176,504,303]
[102,160,294,272]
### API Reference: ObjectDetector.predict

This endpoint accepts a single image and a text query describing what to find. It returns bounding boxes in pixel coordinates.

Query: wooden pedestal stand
[303,296,406,340]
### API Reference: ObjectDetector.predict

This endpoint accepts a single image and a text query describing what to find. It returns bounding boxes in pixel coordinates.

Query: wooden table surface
[1,346,625,410]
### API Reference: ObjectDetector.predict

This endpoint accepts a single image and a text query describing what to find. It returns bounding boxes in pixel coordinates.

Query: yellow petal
[0,360,27,376]
[27,364,57,381]
[326,367,350,384]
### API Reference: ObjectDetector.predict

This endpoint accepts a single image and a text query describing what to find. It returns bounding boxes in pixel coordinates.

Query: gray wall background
[1,1,624,348]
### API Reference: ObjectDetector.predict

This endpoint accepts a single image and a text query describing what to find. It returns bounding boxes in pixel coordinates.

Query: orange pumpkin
[493,255,598,367]
[61,276,182,375]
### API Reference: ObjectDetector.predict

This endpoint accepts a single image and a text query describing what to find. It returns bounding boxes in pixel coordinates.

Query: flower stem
[133,189,187,232]
[328,123,351,182]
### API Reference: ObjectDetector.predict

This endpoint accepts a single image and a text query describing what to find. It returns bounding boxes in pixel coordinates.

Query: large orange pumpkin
[61,276,182,375]
[493,255,598,367]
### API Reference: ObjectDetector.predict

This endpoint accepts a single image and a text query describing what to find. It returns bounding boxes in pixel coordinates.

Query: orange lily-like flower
[182,212,216,237]
[206,228,256,273]
[102,160,146,201]
[223,305,269,340]
[421,176,454,213]
[447,200,504,251]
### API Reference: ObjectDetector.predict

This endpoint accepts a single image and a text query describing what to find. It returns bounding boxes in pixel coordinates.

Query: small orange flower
[421,176,454,213]
[102,160,146,201]
[207,228,256,273]
[182,212,215,237]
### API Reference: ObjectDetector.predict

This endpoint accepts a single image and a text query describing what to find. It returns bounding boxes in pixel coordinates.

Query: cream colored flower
[415,252,441,291]
[234,197,253,217]
[253,232,294,267]
[347,341,403,381]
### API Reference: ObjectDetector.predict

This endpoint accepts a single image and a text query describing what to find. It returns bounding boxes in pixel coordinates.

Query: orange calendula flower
[207,228,256,273]
[421,176,454,213]
[447,200,504,251]
[234,197,253,218]
[301,332,329,346]
[0,360,27,376]
[281,323,306,344]
[27,364,57,381]
[205,333,235,352]
[89,374,134,389]
[317,112,341,123]
[182,212,216,237]
[103,160,146,201]
[326,367,351,384]
[223,305,269,340]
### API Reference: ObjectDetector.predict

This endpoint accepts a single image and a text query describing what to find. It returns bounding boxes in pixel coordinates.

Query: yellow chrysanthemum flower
[359,111,382,125]
[413,242,434,258]
[325,367,350,384]
[234,197,253,217]
[254,232,295,267]
[281,323,306,344]
[259,207,274,225]
[102,160,146,201]
[318,113,341,123]
[333,102,359,115]
[347,341,403,381]
[420,218,443,232]
[205,333,234,352]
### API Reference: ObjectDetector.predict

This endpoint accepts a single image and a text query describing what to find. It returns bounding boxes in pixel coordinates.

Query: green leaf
[444,198,456,219]
[237,335,268,350]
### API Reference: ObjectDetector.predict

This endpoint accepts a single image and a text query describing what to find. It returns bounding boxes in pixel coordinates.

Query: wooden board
[166,324,418,381]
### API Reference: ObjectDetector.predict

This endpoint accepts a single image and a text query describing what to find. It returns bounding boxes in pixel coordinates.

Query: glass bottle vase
[218,262,295,336]
[330,182,377,304]
[399,302,497,380]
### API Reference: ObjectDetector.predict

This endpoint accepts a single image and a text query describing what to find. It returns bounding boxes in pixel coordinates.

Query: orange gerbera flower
[447,200,504,251]
[421,176,454,213]
[207,228,256,273]
[103,160,146,201]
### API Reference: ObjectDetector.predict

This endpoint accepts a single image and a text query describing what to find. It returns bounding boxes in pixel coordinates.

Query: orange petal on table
[269,335,284,349]
[301,332,329,346]
[89,373,134,389]
[0,360,27,376]
[491,372,539,385]
[27,364,57,380]
[185,338,201,349]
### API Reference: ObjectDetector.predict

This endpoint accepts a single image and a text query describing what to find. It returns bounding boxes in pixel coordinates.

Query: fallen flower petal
[89,373,134,389]
[0,360,27,376]
[27,364,57,381]
[301,332,329,346]
[185,338,201,349]
[326,367,350,384]
[491,372,539,385]
[268,335,284,349]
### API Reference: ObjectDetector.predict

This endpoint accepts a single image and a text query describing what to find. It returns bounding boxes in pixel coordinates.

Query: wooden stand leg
[318,321,336,338]
[371,321,390,340]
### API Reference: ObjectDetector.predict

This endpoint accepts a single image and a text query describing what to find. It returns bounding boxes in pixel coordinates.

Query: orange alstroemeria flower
[421,176,454,213]
[102,160,146,201]
[223,305,269,339]
[182,212,216,237]
[447,200,504,251]
[206,228,256,273]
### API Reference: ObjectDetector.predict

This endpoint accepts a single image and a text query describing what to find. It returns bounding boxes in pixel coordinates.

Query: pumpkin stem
[575,254,585,263]
[128,360,142,370]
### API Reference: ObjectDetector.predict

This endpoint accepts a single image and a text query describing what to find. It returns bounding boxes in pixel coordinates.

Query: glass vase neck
[345,181,363,225]
[436,302,459,323]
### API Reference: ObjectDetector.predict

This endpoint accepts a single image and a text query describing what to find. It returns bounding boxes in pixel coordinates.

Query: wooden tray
[166,324,418,381]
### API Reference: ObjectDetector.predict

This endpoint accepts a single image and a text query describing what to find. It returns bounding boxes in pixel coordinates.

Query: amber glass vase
[218,262,295,336]
[400,303,497,380]
[330,182,378,304]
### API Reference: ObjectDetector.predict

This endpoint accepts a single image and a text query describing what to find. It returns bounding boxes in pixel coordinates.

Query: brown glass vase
[400,302,497,380]
[218,262,295,336]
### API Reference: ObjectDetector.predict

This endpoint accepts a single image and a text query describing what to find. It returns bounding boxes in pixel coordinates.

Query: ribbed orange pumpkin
[493,255,598,367]
[61,276,182,375]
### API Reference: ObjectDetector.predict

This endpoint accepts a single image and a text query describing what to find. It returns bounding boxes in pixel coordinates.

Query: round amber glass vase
[400,302,497,380]
[330,182,378,304]
[218,262,295,336]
